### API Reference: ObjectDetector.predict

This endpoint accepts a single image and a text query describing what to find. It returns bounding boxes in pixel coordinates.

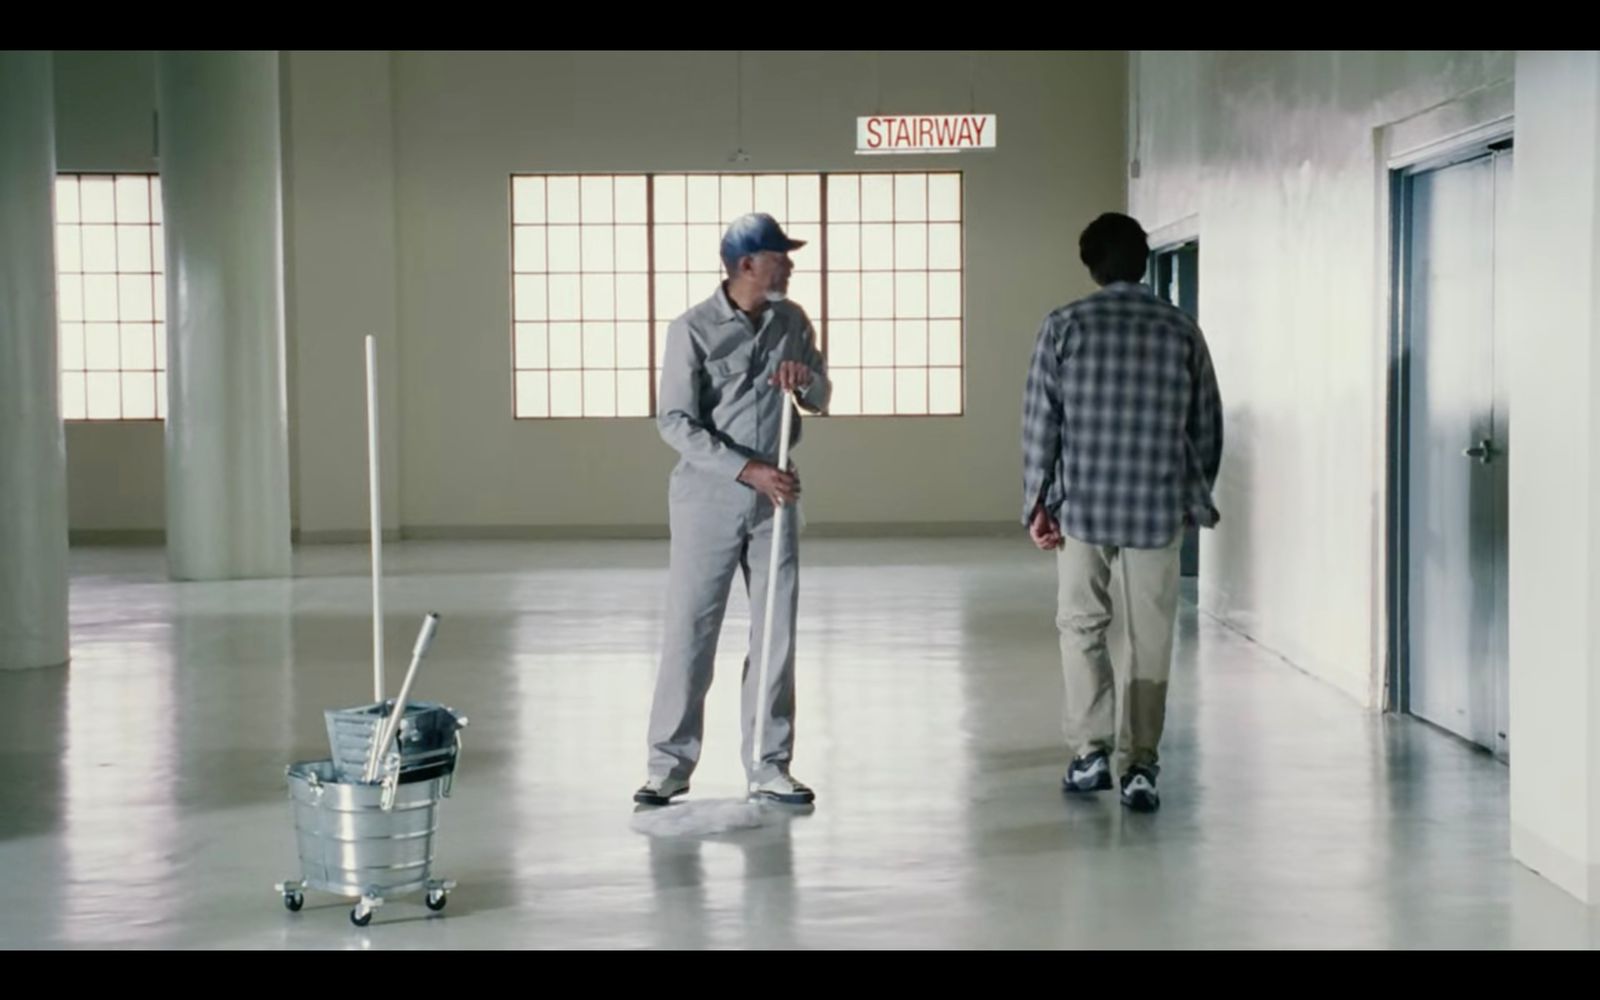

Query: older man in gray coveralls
[634,213,831,807]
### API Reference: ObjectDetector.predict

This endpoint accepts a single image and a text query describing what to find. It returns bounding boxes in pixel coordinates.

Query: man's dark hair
[1078,212,1150,286]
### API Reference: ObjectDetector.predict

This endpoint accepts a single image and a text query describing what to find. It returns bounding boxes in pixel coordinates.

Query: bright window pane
[862,368,894,414]
[929,174,962,221]
[615,177,648,224]
[58,275,84,322]
[516,371,549,417]
[862,321,894,367]
[86,371,120,419]
[514,275,547,321]
[617,370,650,416]
[582,274,616,320]
[861,174,894,222]
[895,224,927,269]
[789,175,821,222]
[617,323,649,369]
[515,323,548,369]
[754,175,788,216]
[582,323,616,368]
[550,371,582,417]
[547,228,581,273]
[896,320,928,366]
[721,175,753,220]
[549,275,581,321]
[615,226,648,272]
[580,176,613,224]
[114,225,151,273]
[929,320,962,366]
[930,368,961,413]
[896,368,928,415]
[861,225,893,270]
[549,323,582,369]
[513,227,546,272]
[120,323,156,370]
[654,225,687,272]
[60,323,85,371]
[687,176,719,222]
[115,176,150,223]
[894,174,927,222]
[85,323,119,370]
[547,177,581,224]
[121,372,156,419]
[513,177,546,224]
[617,274,649,321]
[829,322,860,367]
[81,226,115,272]
[79,177,115,223]
[581,226,614,271]
[57,226,82,272]
[583,369,616,417]
[654,176,686,223]
[830,368,861,415]
[828,175,860,222]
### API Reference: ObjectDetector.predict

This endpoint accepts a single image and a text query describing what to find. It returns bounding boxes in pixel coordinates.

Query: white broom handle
[366,335,385,702]
[752,392,798,776]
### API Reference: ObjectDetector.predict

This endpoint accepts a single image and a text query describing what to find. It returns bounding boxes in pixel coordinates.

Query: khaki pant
[1055,529,1183,775]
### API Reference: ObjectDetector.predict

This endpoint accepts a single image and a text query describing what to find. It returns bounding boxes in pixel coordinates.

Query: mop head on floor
[630,798,771,838]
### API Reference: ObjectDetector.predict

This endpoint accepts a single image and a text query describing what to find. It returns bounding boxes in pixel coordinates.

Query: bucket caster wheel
[425,888,448,911]
[351,896,380,927]
[275,881,306,914]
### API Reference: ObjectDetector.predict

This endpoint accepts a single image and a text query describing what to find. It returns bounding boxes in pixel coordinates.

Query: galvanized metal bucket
[276,759,456,926]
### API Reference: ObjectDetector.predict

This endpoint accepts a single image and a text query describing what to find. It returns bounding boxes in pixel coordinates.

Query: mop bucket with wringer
[276,337,467,928]
[324,699,466,786]
[278,617,466,927]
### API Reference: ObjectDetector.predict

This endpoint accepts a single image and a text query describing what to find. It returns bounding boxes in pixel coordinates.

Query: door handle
[1462,439,1500,464]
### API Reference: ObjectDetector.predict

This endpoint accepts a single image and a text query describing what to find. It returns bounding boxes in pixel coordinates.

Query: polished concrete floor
[1,538,1596,949]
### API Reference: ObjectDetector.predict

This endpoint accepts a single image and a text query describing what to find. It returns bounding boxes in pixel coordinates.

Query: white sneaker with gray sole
[749,772,815,805]
[633,775,690,806]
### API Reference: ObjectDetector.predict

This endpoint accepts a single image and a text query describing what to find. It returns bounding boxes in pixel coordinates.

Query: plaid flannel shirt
[1021,281,1223,549]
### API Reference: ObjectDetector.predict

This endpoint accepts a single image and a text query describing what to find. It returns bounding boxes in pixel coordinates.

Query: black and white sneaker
[1120,767,1160,812]
[633,775,690,806]
[1062,750,1113,794]
[749,772,815,805]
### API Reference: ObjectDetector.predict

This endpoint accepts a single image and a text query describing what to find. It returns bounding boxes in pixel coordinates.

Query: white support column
[0,51,70,671]
[158,50,292,581]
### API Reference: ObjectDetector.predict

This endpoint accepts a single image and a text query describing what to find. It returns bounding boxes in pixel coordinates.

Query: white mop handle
[365,335,385,703]
[412,612,440,659]
[751,394,797,775]
[365,612,442,783]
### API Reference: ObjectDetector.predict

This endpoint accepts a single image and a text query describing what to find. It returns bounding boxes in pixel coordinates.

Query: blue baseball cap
[720,213,806,268]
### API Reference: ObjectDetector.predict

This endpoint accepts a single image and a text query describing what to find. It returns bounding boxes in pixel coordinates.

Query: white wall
[1129,51,1514,706]
[57,50,1127,537]
[281,51,402,540]
[1506,50,1600,904]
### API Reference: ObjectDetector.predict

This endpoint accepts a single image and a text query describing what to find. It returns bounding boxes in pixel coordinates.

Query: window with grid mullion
[512,174,651,418]
[824,171,963,416]
[510,170,958,420]
[55,173,167,422]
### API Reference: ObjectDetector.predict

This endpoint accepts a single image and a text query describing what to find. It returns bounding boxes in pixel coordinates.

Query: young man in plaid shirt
[1021,213,1224,813]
